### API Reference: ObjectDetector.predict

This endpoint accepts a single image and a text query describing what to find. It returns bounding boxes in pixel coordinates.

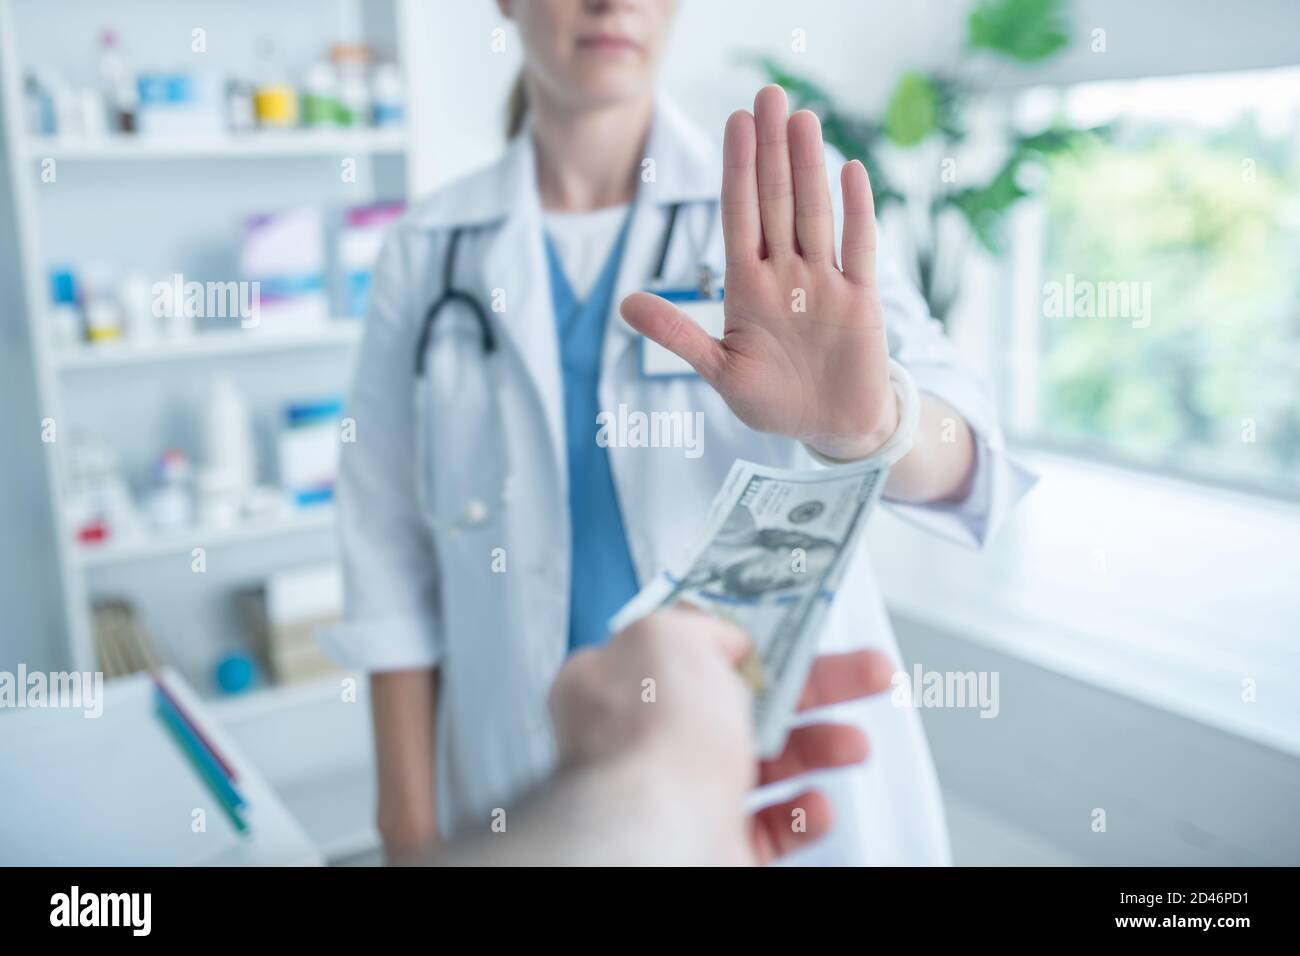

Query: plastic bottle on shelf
[51,75,82,139]
[197,376,257,531]
[301,61,340,128]
[64,431,139,546]
[225,78,256,133]
[370,62,404,128]
[252,36,299,129]
[84,299,121,343]
[153,274,197,339]
[97,28,137,133]
[146,449,194,532]
[78,88,108,138]
[117,272,157,344]
[48,267,82,348]
[330,44,371,128]
[82,263,122,344]
[253,82,299,129]
[24,73,57,137]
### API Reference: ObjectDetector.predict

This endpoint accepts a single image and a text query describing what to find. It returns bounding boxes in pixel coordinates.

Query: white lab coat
[318,97,1035,865]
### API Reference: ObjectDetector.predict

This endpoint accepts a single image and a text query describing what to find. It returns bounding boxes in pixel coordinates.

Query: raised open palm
[621,85,897,459]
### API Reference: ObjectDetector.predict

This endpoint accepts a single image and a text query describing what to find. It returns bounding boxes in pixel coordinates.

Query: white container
[118,273,158,343]
[370,63,404,127]
[201,376,256,500]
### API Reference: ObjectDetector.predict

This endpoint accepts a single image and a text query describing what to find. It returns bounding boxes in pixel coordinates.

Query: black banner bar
[0,865,1283,941]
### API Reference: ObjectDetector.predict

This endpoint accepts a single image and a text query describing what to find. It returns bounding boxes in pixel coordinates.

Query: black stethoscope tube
[414,227,496,376]
[414,201,690,377]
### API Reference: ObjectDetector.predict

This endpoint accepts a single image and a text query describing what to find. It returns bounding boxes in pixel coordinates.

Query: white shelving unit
[20,127,408,162]
[0,0,412,705]
[51,321,363,370]
[0,0,477,864]
[72,507,338,570]
[0,0,432,862]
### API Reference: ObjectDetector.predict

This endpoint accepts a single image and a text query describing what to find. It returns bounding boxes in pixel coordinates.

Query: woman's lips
[577,34,640,55]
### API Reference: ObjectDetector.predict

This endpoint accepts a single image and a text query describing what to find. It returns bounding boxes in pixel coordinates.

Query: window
[1005,67,1300,499]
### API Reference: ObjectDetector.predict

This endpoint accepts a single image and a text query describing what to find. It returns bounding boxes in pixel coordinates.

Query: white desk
[0,669,322,866]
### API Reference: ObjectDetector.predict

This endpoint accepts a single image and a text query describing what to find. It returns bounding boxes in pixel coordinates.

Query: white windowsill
[869,448,1300,757]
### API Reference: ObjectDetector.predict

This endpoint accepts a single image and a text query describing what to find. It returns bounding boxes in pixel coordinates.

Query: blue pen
[153,687,247,810]
[155,701,249,835]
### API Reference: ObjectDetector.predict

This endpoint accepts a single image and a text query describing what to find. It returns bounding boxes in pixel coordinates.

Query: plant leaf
[884,71,940,147]
[968,0,1071,63]
[947,163,1029,253]
[747,55,904,213]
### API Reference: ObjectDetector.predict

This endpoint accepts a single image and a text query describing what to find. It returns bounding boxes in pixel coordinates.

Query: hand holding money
[611,456,889,757]
[549,607,893,865]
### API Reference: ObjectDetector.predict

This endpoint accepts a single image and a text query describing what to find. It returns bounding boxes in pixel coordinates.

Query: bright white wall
[405,0,1300,198]
[405,0,957,194]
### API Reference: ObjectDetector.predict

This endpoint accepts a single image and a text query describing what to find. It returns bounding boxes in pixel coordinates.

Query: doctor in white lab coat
[319,0,1033,865]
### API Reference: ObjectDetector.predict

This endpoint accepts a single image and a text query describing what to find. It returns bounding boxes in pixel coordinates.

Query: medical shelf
[52,321,363,371]
[73,507,336,570]
[0,0,430,753]
[0,0,440,867]
[20,128,408,162]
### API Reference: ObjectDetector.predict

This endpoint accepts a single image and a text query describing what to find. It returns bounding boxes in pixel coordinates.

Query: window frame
[990,71,1300,504]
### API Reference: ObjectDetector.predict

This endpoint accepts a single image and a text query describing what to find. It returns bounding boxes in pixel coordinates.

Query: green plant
[754,0,1091,323]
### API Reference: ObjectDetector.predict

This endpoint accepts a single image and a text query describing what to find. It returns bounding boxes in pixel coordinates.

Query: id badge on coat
[639,286,725,378]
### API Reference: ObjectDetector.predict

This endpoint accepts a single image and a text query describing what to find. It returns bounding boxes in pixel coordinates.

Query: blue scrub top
[544,219,642,652]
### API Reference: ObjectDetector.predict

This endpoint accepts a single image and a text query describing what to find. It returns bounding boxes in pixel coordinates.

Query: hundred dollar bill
[609,457,889,757]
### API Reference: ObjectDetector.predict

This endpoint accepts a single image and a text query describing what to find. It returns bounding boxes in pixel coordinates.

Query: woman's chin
[566,70,653,108]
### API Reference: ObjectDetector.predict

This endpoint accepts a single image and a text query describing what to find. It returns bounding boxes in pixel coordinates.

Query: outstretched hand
[621,85,898,460]
[550,608,893,865]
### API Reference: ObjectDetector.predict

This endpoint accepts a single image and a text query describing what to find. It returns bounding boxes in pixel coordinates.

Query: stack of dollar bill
[610,457,889,757]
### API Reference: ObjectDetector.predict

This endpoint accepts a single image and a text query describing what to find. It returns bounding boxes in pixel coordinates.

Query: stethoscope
[410,222,503,531]
[414,226,496,376]
[412,199,716,531]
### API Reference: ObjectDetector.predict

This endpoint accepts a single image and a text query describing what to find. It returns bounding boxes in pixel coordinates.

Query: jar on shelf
[330,43,372,128]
